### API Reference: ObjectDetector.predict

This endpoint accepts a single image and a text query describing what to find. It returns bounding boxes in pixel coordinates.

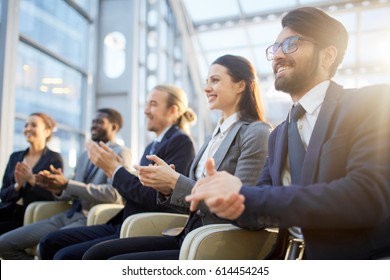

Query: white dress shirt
[195,112,239,180]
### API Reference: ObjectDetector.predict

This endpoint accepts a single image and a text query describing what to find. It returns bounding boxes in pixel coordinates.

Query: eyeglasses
[265,35,316,61]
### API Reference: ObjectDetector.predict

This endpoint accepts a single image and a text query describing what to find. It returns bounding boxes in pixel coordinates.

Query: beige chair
[120,212,188,238]
[23,201,72,226]
[23,202,124,257]
[23,201,72,256]
[86,203,124,226]
[120,212,278,260]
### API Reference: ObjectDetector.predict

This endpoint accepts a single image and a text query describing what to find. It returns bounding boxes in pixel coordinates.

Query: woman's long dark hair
[212,54,265,122]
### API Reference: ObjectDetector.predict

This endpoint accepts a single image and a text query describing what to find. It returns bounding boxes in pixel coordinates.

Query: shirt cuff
[112,165,123,179]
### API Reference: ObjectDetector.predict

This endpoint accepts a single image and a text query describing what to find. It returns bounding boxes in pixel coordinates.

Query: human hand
[36,165,68,192]
[133,154,179,195]
[14,162,35,186]
[86,140,120,178]
[185,158,245,220]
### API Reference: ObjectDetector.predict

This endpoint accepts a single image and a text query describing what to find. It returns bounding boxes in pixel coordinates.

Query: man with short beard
[186,7,390,260]
[0,108,131,259]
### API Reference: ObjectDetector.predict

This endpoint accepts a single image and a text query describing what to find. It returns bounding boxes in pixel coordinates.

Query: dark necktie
[149,140,159,155]
[288,103,306,185]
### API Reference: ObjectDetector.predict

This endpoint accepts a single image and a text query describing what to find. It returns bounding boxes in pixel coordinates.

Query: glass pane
[104,32,126,79]
[183,0,239,23]
[359,31,390,65]
[16,42,83,130]
[73,0,90,13]
[240,0,295,13]
[198,28,248,51]
[361,7,390,31]
[19,0,89,69]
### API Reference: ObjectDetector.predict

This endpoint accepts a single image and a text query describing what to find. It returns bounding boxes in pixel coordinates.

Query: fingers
[189,199,200,212]
[85,139,93,150]
[145,155,167,166]
[99,141,112,152]
[169,164,175,170]
[49,165,62,174]
[207,193,245,220]
[205,158,216,177]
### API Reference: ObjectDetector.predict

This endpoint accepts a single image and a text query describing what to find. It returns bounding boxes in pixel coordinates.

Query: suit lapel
[143,125,177,165]
[273,120,288,186]
[301,81,343,185]
[213,121,244,171]
[189,137,210,180]
[78,153,91,182]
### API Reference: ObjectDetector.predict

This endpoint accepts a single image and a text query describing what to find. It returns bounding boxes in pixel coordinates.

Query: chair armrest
[23,201,71,225]
[87,204,124,226]
[120,212,188,238]
[179,224,278,260]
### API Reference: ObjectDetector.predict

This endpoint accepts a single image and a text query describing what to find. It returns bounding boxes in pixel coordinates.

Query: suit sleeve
[232,121,271,186]
[169,121,271,212]
[58,146,131,204]
[237,85,390,230]
[0,153,20,203]
[112,133,195,211]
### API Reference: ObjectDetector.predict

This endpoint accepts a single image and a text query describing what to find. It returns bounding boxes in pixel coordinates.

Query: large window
[14,0,94,177]
[19,0,89,70]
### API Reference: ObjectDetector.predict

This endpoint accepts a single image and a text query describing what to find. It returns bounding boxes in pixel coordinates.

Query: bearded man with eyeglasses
[187,7,390,260]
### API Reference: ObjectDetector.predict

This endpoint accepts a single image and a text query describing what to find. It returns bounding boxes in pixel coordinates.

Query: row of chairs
[24,201,278,259]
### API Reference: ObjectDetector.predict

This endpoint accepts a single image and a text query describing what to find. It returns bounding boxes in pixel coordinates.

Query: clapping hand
[185,158,245,220]
[134,154,178,196]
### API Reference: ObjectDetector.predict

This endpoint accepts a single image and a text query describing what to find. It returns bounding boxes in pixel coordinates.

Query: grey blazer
[166,120,271,226]
[57,142,132,212]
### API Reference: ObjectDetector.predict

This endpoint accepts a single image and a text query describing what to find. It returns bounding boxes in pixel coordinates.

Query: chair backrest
[86,204,124,226]
[23,201,71,225]
[120,212,188,238]
[179,224,278,260]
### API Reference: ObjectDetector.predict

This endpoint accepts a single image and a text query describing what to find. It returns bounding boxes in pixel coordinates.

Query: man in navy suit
[39,84,196,259]
[187,7,390,259]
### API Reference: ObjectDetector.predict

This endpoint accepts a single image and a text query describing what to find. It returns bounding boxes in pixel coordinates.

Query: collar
[213,112,239,137]
[154,125,172,143]
[295,80,329,115]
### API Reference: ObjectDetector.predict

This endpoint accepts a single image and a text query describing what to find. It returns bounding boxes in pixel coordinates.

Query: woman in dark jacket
[0,112,63,234]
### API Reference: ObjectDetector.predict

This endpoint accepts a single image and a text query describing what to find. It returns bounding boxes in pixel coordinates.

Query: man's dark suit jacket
[0,147,63,212]
[110,125,195,223]
[236,81,390,259]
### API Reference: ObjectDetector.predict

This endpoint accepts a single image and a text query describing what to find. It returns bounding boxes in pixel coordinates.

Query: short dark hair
[212,54,265,122]
[282,7,348,77]
[97,108,123,130]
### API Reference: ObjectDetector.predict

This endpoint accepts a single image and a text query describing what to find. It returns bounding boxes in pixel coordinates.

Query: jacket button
[265,216,272,226]
[257,216,265,225]
[196,210,205,217]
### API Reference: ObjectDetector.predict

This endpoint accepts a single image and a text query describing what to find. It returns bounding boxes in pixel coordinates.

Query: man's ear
[170,104,179,115]
[321,45,338,71]
[112,123,119,132]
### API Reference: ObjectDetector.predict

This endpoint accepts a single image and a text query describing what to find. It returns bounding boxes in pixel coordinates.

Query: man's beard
[91,131,109,143]
[274,53,320,96]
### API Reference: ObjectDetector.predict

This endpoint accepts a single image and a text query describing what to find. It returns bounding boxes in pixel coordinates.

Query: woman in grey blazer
[83,54,272,260]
